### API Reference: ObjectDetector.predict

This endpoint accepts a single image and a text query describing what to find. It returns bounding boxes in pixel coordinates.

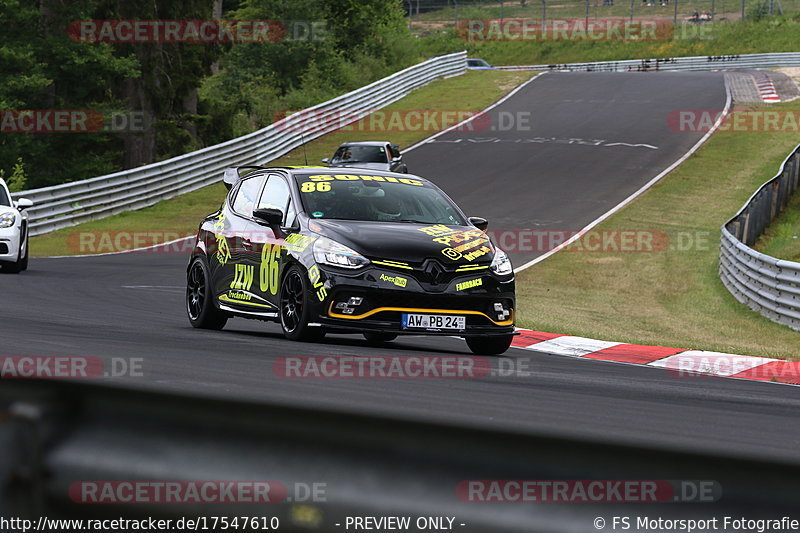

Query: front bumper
[312,264,515,337]
[0,226,21,263]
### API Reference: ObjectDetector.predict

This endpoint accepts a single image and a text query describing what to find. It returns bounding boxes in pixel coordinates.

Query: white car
[0,178,33,273]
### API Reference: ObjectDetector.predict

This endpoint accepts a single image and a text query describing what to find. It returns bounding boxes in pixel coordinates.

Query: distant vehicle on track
[0,178,33,274]
[323,141,408,173]
[466,58,495,70]
[186,166,516,355]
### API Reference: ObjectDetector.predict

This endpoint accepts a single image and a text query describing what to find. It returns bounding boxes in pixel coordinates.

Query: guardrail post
[0,402,48,518]
[770,179,780,218]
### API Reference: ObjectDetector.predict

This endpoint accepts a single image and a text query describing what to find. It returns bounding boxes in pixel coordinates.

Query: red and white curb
[511,329,799,386]
[754,73,781,103]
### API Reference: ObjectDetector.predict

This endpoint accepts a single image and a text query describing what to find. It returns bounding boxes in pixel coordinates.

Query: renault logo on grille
[423,259,446,285]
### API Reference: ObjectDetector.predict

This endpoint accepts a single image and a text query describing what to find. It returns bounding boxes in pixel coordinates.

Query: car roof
[276,167,434,185]
[337,141,391,147]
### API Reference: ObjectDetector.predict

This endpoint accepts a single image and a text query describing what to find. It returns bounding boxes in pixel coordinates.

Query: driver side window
[258,175,291,224]
[232,175,266,218]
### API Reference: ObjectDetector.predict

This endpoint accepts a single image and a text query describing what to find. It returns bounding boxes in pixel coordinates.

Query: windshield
[296,174,466,225]
[330,145,388,164]
[0,184,10,207]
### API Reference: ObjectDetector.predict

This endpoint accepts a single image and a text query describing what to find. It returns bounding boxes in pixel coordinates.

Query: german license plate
[402,313,465,330]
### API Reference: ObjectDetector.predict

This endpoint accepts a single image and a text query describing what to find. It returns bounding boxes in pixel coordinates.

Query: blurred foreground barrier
[1,380,799,530]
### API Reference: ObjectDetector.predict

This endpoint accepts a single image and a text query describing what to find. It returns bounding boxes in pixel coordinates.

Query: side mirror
[253,208,284,228]
[15,198,34,210]
[223,168,239,191]
[321,158,330,164]
[469,216,488,232]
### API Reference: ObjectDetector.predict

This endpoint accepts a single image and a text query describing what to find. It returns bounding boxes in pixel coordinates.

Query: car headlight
[490,248,513,275]
[0,212,15,228]
[313,236,370,269]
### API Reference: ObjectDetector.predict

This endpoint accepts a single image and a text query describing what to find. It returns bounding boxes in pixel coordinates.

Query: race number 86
[260,244,282,295]
[301,182,331,192]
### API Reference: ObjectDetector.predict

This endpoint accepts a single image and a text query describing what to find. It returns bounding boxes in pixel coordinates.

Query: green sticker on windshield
[312,212,324,218]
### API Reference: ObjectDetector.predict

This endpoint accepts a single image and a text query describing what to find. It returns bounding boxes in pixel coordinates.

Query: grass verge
[515,100,800,360]
[30,70,535,258]
[417,15,800,66]
[754,170,800,262]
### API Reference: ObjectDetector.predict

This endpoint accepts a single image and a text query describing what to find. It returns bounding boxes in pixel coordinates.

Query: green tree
[0,0,139,188]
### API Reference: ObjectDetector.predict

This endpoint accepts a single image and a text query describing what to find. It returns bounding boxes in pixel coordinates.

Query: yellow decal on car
[260,243,283,295]
[379,273,408,288]
[441,248,462,261]
[284,233,316,253]
[417,224,456,237]
[301,181,332,193]
[226,290,252,301]
[372,259,413,270]
[304,174,424,186]
[455,278,483,291]
[456,264,488,272]
[462,245,492,262]
[230,263,254,291]
[213,213,231,265]
[308,265,328,302]
[419,224,491,262]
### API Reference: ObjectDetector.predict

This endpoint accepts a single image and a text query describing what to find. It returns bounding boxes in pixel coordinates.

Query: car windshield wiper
[397,219,428,224]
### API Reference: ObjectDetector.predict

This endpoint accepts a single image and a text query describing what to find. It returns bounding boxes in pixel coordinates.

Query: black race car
[186,166,515,355]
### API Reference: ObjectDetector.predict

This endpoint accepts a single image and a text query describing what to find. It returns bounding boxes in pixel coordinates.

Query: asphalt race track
[405,71,729,266]
[4,72,800,465]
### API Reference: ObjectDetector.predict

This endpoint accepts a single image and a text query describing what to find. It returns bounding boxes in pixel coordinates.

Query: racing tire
[280,265,325,342]
[465,334,514,355]
[363,332,398,344]
[2,232,28,274]
[186,257,228,330]
[19,230,28,271]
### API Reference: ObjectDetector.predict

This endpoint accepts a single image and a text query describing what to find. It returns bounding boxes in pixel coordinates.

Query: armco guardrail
[498,51,800,72]
[3,380,800,526]
[11,52,466,236]
[719,144,800,331]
